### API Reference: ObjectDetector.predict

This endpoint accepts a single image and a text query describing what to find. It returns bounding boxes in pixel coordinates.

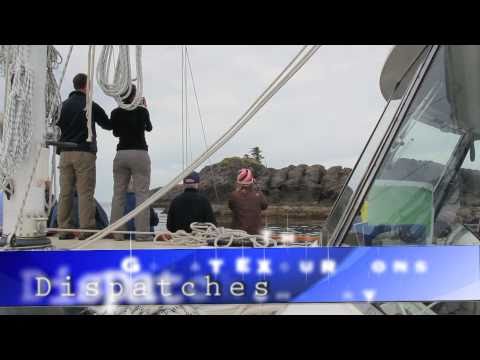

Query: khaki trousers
[110,150,151,240]
[57,151,96,230]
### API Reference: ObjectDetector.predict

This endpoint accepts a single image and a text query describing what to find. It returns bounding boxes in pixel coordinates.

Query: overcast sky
[12,45,394,203]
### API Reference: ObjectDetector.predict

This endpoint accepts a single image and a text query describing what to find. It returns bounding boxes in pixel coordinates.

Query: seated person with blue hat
[166,171,216,233]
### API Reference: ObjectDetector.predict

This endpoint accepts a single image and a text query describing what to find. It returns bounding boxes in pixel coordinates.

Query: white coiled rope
[85,45,96,142]
[1,46,68,246]
[153,222,275,247]
[0,45,34,192]
[46,45,63,126]
[96,45,143,110]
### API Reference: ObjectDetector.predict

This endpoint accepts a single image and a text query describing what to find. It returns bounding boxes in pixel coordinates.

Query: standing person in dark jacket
[110,85,153,241]
[228,168,268,235]
[56,73,112,240]
[167,172,216,233]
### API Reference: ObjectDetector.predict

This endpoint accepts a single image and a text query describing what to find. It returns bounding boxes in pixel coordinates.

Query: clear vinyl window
[343,46,480,246]
[325,47,431,240]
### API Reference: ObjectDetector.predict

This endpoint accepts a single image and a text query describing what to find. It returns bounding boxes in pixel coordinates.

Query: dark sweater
[167,188,216,233]
[111,106,152,151]
[57,91,112,153]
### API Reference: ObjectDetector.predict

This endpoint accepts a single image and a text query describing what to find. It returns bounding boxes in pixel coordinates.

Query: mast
[1,45,51,247]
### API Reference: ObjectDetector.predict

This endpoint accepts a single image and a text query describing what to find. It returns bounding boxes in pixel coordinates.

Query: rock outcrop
[150,156,480,224]
[151,157,351,217]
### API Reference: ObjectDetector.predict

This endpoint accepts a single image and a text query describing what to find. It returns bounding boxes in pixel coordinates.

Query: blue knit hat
[183,171,200,184]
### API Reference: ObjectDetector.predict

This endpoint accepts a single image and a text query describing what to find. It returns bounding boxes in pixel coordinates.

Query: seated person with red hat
[228,168,268,235]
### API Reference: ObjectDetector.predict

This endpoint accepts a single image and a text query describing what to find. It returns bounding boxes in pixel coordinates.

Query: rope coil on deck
[47,222,319,249]
[152,222,276,247]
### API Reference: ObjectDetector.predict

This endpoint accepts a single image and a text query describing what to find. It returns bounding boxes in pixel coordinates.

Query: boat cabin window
[342,46,480,246]
[326,46,431,239]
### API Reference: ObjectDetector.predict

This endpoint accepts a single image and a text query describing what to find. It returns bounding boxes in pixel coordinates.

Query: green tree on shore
[248,146,264,164]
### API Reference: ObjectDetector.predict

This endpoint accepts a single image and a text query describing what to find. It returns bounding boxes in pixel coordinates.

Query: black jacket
[111,106,152,151]
[167,188,216,233]
[57,91,112,154]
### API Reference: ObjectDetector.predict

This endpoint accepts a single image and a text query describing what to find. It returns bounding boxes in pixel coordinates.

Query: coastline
[211,204,331,221]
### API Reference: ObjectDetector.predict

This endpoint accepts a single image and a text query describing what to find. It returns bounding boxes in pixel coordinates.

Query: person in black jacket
[110,84,153,241]
[167,171,216,233]
[56,73,112,240]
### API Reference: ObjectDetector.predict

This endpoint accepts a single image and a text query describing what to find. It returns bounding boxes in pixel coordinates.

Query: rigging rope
[85,45,95,142]
[47,45,73,216]
[96,45,144,110]
[0,45,72,245]
[1,46,67,246]
[6,145,44,246]
[46,45,62,126]
[185,46,220,203]
[184,45,192,165]
[181,46,185,170]
[58,45,73,90]
[45,45,62,216]
[82,45,321,246]
[0,45,34,194]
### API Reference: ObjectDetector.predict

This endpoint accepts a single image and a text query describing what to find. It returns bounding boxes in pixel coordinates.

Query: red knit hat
[237,168,254,185]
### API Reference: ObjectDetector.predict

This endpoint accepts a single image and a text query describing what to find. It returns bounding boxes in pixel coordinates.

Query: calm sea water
[101,203,323,235]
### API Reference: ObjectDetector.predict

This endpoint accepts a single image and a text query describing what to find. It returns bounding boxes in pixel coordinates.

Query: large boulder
[269,167,290,189]
[319,166,352,204]
[303,165,327,202]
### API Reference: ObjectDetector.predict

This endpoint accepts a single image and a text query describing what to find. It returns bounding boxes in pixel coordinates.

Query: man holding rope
[56,73,112,240]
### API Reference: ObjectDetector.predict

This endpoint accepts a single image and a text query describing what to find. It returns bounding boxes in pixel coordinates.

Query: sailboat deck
[49,237,201,250]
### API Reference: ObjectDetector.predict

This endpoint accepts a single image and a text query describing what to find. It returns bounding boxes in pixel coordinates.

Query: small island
[151,155,352,226]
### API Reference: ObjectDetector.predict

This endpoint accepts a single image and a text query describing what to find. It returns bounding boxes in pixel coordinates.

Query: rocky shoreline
[212,204,332,220]
[152,157,351,221]
[150,156,480,226]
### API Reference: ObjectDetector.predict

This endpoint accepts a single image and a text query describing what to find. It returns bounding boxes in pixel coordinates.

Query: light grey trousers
[110,150,151,240]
